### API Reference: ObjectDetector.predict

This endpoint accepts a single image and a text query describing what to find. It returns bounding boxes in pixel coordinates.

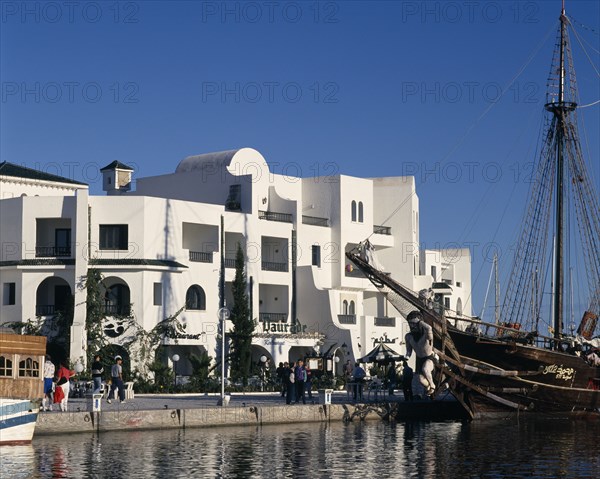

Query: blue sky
[2,0,599,319]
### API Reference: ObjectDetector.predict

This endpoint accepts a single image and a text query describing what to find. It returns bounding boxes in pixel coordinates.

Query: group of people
[42,356,77,412]
[276,360,313,405]
[342,359,415,401]
[41,353,128,411]
[337,310,435,401]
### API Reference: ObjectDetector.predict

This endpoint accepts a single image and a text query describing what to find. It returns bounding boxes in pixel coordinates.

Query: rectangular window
[312,245,321,267]
[444,297,450,309]
[456,282,462,288]
[55,229,71,248]
[431,266,437,280]
[153,283,162,306]
[55,228,71,256]
[3,283,15,305]
[99,225,128,250]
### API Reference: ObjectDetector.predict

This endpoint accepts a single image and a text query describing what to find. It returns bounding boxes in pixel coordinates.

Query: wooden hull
[0,399,39,445]
[444,329,600,417]
[0,334,46,444]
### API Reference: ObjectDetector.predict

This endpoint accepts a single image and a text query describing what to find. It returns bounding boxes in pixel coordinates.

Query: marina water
[2,417,598,478]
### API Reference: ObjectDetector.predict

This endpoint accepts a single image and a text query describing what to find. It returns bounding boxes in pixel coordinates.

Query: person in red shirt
[54,361,76,412]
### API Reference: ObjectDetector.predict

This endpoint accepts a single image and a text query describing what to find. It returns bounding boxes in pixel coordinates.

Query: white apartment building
[0,148,472,376]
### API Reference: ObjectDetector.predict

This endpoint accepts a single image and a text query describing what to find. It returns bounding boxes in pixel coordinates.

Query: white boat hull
[0,399,39,445]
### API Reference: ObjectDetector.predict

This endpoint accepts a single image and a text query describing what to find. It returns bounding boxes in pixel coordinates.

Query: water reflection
[1,418,597,478]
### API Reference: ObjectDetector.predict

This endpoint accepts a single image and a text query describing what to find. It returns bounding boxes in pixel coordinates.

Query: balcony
[259,312,288,323]
[35,246,71,257]
[338,314,357,325]
[261,261,289,272]
[373,225,392,235]
[302,215,329,227]
[225,200,241,212]
[36,305,56,316]
[374,316,396,327]
[258,210,293,223]
[189,251,213,263]
[103,303,131,316]
[224,258,236,268]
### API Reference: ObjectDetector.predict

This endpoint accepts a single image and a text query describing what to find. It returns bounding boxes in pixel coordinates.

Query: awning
[357,342,403,364]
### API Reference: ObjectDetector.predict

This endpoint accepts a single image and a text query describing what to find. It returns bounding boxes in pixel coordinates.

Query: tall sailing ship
[348,3,600,418]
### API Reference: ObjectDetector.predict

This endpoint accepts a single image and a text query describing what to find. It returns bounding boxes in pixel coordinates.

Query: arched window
[186,285,206,310]
[0,355,13,377]
[342,300,349,314]
[18,357,40,377]
[358,202,364,223]
[351,201,357,222]
[105,283,130,316]
[456,298,463,316]
[349,300,356,315]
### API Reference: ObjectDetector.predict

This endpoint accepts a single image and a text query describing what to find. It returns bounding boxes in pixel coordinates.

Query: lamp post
[260,355,267,392]
[74,362,84,397]
[218,307,230,404]
[172,354,180,389]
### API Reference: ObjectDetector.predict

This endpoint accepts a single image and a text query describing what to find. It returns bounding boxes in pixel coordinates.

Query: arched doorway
[100,277,131,338]
[35,277,72,317]
[35,277,73,356]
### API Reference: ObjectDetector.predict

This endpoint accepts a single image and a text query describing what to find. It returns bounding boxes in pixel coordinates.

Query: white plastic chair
[124,382,135,400]
[102,382,117,399]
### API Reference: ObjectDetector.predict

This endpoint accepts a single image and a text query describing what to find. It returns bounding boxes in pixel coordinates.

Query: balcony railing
[36,305,55,316]
[225,201,241,211]
[338,314,357,325]
[259,312,288,323]
[261,261,289,272]
[302,215,329,227]
[258,210,293,223]
[103,304,131,316]
[373,225,392,235]
[189,251,213,263]
[35,246,71,257]
[374,316,396,327]
[224,258,236,268]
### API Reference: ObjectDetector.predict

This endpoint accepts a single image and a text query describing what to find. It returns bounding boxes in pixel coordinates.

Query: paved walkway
[45,390,416,413]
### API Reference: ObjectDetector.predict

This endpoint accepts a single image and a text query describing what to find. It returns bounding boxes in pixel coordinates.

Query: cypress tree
[229,243,253,384]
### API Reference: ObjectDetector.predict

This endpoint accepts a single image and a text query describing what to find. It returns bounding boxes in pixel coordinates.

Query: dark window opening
[186,285,206,310]
[153,283,162,306]
[100,225,128,250]
[3,283,16,305]
[226,184,242,211]
[312,245,321,267]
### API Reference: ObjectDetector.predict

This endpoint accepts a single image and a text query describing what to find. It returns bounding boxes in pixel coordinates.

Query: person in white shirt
[42,355,55,411]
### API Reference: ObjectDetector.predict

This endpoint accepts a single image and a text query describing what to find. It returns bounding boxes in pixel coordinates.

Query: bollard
[91,394,103,412]
[318,389,333,405]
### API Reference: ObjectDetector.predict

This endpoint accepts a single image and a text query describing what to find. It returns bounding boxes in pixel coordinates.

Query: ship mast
[546,1,575,343]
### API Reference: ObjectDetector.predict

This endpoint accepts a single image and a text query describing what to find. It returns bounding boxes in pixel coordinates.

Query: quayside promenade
[34,391,466,436]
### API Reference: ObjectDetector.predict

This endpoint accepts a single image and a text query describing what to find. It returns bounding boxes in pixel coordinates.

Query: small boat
[347,2,600,419]
[0,332,46,445]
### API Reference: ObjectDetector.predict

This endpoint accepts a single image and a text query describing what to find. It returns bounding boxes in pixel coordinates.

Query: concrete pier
[34,392,467,436]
